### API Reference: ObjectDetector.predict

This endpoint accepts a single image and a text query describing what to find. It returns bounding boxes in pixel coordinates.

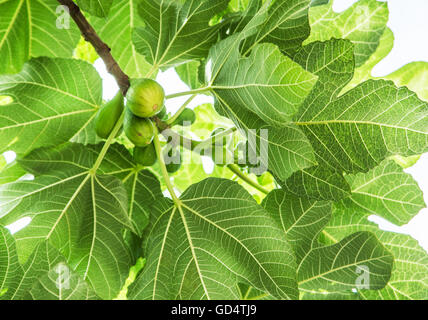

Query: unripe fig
[95,91,124,139]
[134,143,157,166]
[124,110,155,147]
[126,78,165,118]
[164,147,182,173]
[171,108,196,127]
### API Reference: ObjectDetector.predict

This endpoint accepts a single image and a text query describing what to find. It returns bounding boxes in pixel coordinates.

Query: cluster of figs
[94,78,195,172]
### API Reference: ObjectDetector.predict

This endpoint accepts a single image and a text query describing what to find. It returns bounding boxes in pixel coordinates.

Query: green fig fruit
[124,110,155,147]
[134,143,157,166]
[126,78,165,118]
[95,91,124,139]
[164,147,182,173]
[171,108,196,127]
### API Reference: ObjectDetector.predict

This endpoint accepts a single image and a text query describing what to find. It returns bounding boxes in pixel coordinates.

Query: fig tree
[126,78,165,118]
[124,110,155,147]
[95,91,124,139]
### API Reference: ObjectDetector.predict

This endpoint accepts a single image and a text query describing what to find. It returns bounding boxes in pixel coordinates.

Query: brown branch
[58,0,130,95]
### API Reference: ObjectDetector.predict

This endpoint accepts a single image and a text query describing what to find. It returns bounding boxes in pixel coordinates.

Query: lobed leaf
[129,178,299,300]
[132,0,229,69]
[305,0,389,67]
[0,0,80,74]
[0,58,101,156]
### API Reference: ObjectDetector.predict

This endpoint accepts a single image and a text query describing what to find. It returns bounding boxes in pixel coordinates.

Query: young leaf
[305,0,389,66]
[384,62,428,102]
[129,178,299,300]
[0,0,80,74]
[132,0,229,69]
[0,58,101,155]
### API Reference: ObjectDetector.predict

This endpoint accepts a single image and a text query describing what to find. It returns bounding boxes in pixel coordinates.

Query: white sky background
[3,0,427,252]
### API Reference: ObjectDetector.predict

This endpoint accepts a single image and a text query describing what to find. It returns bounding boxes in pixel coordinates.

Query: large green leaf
[278,38,354,199]
[0,143,163,299]
[91,0,152,78]
[129,178,299,300]
[76,0,113,17]
[17,142,164,251]
[211,42,317,127]
[0,0,80,74]
[262,190,394,293]
[0,58,101,155]
[337,160,426,226]
[293,39,428,174]
[323,210,428,300]
[305,0,389,67]
[132,0,229,69]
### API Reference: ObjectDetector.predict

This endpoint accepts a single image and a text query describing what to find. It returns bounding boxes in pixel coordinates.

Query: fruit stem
[227,164,269,195]
[166,94,197,125]
[153,130,181,206]
[166,87,211,99]
[91,111,125,173]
